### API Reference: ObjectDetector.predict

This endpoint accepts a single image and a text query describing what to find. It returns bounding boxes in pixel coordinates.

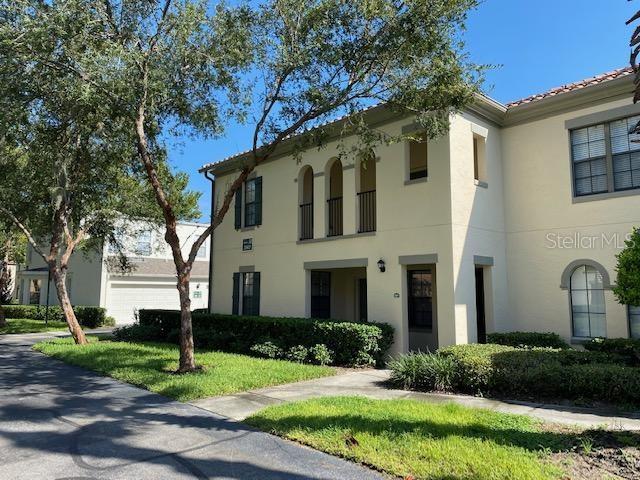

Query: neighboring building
[201,67,640,355]
[17,221,210,324]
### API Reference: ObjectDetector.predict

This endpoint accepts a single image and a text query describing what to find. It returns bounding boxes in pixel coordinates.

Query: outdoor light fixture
[377,259,386,273]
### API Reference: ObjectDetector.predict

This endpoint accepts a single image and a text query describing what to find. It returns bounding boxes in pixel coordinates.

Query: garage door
[106,283,181,325]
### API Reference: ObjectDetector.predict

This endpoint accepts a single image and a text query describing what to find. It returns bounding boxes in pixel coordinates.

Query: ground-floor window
[629,305,640,339]
[232,271,260,316]
[310,271,331,319]
[408,269,433,331]
[570,264,606,338]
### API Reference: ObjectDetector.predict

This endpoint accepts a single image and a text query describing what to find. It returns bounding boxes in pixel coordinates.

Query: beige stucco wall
[210,112,507,354]
[502,95,640,341]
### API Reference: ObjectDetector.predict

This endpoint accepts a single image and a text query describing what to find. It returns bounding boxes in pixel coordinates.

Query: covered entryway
[305,259,368,322]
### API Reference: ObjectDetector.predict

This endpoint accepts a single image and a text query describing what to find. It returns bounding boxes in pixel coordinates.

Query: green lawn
[0,318,69,334]
[246,397,579,480]
[33,337,335,401]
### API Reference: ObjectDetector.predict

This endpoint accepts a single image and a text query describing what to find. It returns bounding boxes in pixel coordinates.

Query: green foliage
[250,341,283,359]
[2,305,113,327]
[613,227,640,306]
[286,345,309,363]
[245,397,567,480]
[308,344,334,366]
[128,309,394,367]
[487,332,569,349]
[584,337,640,366]
[392,345,640,406]
[388,351,457,391]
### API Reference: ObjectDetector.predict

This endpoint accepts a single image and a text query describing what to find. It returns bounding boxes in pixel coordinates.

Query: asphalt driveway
[0,333,384,480]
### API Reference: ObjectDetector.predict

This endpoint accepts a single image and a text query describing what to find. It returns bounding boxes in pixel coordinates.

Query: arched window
[570,265,606,338]
[298,166,314,240]
[326,158,343,237]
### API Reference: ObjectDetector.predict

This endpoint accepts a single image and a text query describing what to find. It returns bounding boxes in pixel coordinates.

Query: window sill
[474,179,488,189]
[572,188,640,203]
[239,225,257,232]
[404,177,428,186]
[296,231,375,244]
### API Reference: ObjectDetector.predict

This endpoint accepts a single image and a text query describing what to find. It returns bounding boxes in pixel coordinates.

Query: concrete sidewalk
[190,369,640,430]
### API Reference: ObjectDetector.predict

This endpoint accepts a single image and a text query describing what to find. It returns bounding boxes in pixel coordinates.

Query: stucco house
[17,221,210,325]
[201,67,640,355]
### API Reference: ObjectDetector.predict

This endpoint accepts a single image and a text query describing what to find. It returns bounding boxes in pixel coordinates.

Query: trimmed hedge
[390,344,640,406]
[487,331,569,349]
[584,337,640,366]
[3,304,115,328]
[116,309,394,367]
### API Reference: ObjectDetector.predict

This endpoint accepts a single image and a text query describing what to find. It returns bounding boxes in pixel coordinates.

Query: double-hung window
[234,177,262,229]
[135,230,152,256]
[570,114,640,197]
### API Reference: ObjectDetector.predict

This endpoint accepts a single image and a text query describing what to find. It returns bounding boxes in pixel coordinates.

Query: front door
[310,271,331,318]
[358,278,367,322]
[475,267,486,343]
[408,270,433,331]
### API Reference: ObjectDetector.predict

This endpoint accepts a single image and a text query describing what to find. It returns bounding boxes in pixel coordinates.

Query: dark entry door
[358,278,367,322]
[408,270,433,330]
[311,271,331,318]
[475,267,486,343]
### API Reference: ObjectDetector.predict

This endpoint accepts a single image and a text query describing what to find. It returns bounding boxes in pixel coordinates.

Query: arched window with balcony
[298,166,314,240]
[356,152,376,233]
[326,158,343,237]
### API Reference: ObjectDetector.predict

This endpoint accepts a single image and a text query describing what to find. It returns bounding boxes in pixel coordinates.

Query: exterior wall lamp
[377,259,386,273]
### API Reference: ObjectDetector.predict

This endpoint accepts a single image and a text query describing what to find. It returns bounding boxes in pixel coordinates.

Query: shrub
[133,309,394,367]
[309,344,334,366]
[435,343,640,405]
[286,345,309,363]
[584,337,640,365]
[113,323,163,342]
[389,351,457,391]
[487,331,569,349]
[250,341,283,359]
[3,304,113,327]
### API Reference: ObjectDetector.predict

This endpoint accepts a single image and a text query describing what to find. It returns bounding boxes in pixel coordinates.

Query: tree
[629,5,640,133]
[4,0,482,371]
[613,228,640,306]
[0,1,198,343]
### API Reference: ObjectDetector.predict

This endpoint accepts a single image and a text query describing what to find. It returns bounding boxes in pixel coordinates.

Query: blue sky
[169,0,636,220]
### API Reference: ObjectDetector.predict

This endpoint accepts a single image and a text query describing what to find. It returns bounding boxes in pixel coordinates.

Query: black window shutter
[232,272,240,315]
[255,177,263,226]
[234,188,242,230]
[252,272,260,316]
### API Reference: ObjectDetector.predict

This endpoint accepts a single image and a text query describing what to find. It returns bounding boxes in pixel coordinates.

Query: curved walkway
[0,333,385,480]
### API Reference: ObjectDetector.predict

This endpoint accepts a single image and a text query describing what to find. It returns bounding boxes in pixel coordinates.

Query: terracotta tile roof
[506,67,634,108]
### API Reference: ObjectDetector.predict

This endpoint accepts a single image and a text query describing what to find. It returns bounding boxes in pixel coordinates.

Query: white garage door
[106,283,181,325]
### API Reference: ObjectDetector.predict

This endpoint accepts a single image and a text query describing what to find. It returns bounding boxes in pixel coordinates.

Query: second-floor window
[135,230,152,256]
[571,114,640,197]
[234,177,263,229]
[408,135,428,180]
[196,243,207,259]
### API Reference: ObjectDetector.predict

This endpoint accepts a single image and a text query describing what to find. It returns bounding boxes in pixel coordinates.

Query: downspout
[203,170,215,313]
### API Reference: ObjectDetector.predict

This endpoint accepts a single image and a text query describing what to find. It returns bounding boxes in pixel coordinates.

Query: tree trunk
[176,273,196,372]
[51,266,87,345]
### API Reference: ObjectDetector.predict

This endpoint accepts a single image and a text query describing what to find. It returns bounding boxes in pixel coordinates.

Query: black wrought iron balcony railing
[299,202,313,240]
[327,196,343,237]
[357,189,376,233]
